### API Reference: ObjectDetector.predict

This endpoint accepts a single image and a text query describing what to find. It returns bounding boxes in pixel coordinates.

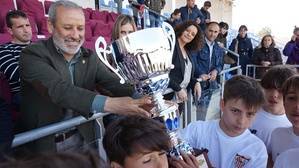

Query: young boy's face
[284,89,299,129]
[220,99,257,137]
[120,150,168,168]
[264,88,284,113]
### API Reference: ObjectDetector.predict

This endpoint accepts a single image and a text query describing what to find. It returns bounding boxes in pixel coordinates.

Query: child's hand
[169,153,199,168]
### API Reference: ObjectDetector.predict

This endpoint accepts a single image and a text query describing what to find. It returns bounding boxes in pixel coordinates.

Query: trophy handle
[95,36,125,84]
[161,22,176,54]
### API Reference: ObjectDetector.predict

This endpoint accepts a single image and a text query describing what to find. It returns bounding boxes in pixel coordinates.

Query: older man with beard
[19,0,152,153]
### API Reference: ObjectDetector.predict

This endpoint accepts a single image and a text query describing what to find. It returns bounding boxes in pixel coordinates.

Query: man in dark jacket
[192,22,223,121]
[19,0,151,153]
[179,0,203,26]
[145,0,165,27]
[199,1,211,31]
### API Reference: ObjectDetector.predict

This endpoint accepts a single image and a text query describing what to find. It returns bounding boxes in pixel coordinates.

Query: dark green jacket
[19,37,134,152]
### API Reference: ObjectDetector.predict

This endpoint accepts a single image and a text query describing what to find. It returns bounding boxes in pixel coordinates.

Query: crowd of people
[0,0,299,167]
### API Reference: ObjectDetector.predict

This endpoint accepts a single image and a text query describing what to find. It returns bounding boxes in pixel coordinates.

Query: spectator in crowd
[103,14,137,127]
[179,0,203,26]
[166,9,182,28]
[192,22,224,121]
[0,10,32,108]
[111,14,137,42]
[269,75,299,163]
[103,115,200,168]
[180,75,267,168]
[128,0,145,29]
[164,21,203,114]
[274,148,299,168]
[216,21,229,48]
[250,66,294,154]
[283,27,299,65]
[145,0,165,27]
[199,1,211,31]
[217,22,235,65]
[114,0,123,14]
[252,35,282,78]
[229,25,253,75]
[0,150,108,168]
[0,98,13,161]
[19,0,152,153]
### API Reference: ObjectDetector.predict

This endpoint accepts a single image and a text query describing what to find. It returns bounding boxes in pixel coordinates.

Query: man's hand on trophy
[104,96,153,117]
[169,152,200,168]
[194,82,201,100]
[176,89,188,103]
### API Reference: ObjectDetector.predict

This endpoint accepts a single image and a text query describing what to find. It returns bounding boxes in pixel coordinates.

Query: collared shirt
[205,37,215,64]
[55,46,106,115]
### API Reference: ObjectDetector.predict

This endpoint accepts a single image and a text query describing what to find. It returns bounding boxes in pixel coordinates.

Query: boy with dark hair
[250,66,295,152]
[103,116,171,168]
[270,75,299,163]
[181,75,268,167]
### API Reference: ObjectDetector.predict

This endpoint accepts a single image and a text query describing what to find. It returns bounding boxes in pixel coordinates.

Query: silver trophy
[95,22,192,158]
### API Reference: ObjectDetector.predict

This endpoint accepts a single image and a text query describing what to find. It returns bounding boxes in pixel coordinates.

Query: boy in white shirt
[181,75,268,168]
[250,66,295,152]
[270,75,299,163]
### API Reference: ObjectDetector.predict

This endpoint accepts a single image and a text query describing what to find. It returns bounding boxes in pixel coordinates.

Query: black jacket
[164,42,197,100]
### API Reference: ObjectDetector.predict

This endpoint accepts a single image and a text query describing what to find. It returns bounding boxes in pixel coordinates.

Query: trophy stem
[153,92,167,112]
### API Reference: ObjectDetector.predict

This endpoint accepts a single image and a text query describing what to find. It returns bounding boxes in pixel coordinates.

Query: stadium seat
[0,0,15,33]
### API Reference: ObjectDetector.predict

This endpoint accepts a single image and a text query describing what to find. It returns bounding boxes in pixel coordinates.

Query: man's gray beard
[52,33,84,55]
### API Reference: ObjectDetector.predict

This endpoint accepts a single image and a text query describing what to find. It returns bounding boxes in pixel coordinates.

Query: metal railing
[12,113,108,148]
[246,64,299,80]
[222,47,240,66]
[219,65,242,98]
[12,65,242,148]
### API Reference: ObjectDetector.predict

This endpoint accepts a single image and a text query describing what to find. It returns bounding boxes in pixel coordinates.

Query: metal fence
[246,64,299,80]
[12,65,242,148]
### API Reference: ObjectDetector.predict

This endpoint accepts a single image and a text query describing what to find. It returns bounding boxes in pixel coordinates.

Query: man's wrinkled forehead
[54,6,84,23]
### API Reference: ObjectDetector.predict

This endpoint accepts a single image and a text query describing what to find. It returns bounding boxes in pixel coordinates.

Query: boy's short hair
[223,75,265,110]
[282,75,299,99]
[6,10,27,28]
[261,66,296,90]
[103,116,171,165]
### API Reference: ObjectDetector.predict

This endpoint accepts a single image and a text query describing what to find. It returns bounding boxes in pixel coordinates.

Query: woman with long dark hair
[164,21,204,113]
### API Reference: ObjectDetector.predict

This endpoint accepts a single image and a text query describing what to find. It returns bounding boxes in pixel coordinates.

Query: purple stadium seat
[91,10,109,23]
[107,12,119,23]
[0,33,11,45]
[85,21,93,41]
[44,0,53,15]
[0,0,15,33]
[83,8,93,22]
[93,21,113,38]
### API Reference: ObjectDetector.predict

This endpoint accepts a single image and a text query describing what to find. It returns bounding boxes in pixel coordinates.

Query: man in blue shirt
[192,22,224,120]
[179,0,203,28]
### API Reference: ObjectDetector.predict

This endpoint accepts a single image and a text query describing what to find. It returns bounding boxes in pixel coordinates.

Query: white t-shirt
[250,109,291,153]
[274,148,299,168]
[270,127,299,161]
[180,120,267,168]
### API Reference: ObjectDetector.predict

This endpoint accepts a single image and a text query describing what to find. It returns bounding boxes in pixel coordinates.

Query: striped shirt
[0,42,28,94]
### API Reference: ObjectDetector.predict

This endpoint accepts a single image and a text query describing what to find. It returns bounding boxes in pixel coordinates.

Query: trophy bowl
[95,22,193,158]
